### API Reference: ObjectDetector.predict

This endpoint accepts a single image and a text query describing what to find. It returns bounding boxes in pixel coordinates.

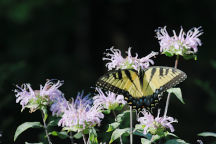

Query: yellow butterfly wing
[96,66,187,110]
[142,66,186,96]
[97,69,143,98]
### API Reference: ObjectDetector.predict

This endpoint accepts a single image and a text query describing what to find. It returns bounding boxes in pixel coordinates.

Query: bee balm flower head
[93,88,126,111]
[14,79,64,112]
[103,47,158,71]
[137,109,178,135]
[58,92,104,132]
[155,26,203,59]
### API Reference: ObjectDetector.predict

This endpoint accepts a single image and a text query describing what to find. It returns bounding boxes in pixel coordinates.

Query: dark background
[0,0,216,143]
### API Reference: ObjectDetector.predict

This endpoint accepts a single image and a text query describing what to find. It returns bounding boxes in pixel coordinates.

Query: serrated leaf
[109,128,130,144]
[73,132,82,139]
[107,122,120,132]
[167,88,185,104]
[198,132,216,137]
[14,122,43,141]
[165,139,189,144]
[141,138,151,144]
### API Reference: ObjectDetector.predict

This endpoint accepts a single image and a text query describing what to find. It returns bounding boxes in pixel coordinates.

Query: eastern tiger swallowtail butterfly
[96,66,187,110]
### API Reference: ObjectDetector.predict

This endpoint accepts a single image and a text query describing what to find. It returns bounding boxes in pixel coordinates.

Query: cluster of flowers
[14,26,203,137]
[14,80,127,132]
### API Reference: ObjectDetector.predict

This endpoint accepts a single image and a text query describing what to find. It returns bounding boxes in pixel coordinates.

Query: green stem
[130,106,133,144]
[82,132,87,144]
[163,55,180,117]
[41,110,52,144]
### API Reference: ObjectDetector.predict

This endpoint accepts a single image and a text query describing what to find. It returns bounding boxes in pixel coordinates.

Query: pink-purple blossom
[103,47,158,71]
[14,79,64,112]
[93,88,126,110]
[137,109,178,135]
[58,92,104,132]
[50,95,68,116]
[15,84,37,111]
[155,26,203,56]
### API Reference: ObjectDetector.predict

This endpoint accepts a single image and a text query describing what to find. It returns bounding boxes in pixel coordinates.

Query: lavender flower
[39,80,64,101]
[155,26,203,57]
[14,79,64,112]
[103,47,158,71]
[93,88,126,111]
[50,95,68,116]
[58,92,104,132]
[137,109,178,135]
[15,84,37,112]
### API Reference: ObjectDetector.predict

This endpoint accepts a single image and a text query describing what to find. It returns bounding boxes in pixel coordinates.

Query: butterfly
[96,66,187,111]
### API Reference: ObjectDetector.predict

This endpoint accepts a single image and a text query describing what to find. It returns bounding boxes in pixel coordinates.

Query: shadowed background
[0,0,216,143]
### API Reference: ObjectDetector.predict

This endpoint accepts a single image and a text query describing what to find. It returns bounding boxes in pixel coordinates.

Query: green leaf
[109,128,130,144]
[183,54,197,60]
[89,129,98,144]
[198,132,216,137]
[41,106,48,122]
[167,132,178,138]
[133,130,145,137]
[141,138,151,144]
[133,124,146,137]
[49,131,68,139]
[73,132,82,139]
[116,110,130,123]
[47,118,60,128]
[167,88,185,104]
[107,122,120,132]
[165,139,189,144]
[115,104,125,111]
[14,122,43,141]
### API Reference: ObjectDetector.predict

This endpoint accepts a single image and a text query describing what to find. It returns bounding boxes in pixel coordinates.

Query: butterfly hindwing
[96,66,187,110]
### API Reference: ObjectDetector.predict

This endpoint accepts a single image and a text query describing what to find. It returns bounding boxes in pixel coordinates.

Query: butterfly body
[96,66,187,110]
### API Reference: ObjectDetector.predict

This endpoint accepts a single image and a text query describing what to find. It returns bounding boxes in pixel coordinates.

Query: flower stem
[130,106,133,144]
[69,131,74,144]
[112,111,123,144]
[163,55,180,117]
[82,132,87,144]
[41,110,52,144]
